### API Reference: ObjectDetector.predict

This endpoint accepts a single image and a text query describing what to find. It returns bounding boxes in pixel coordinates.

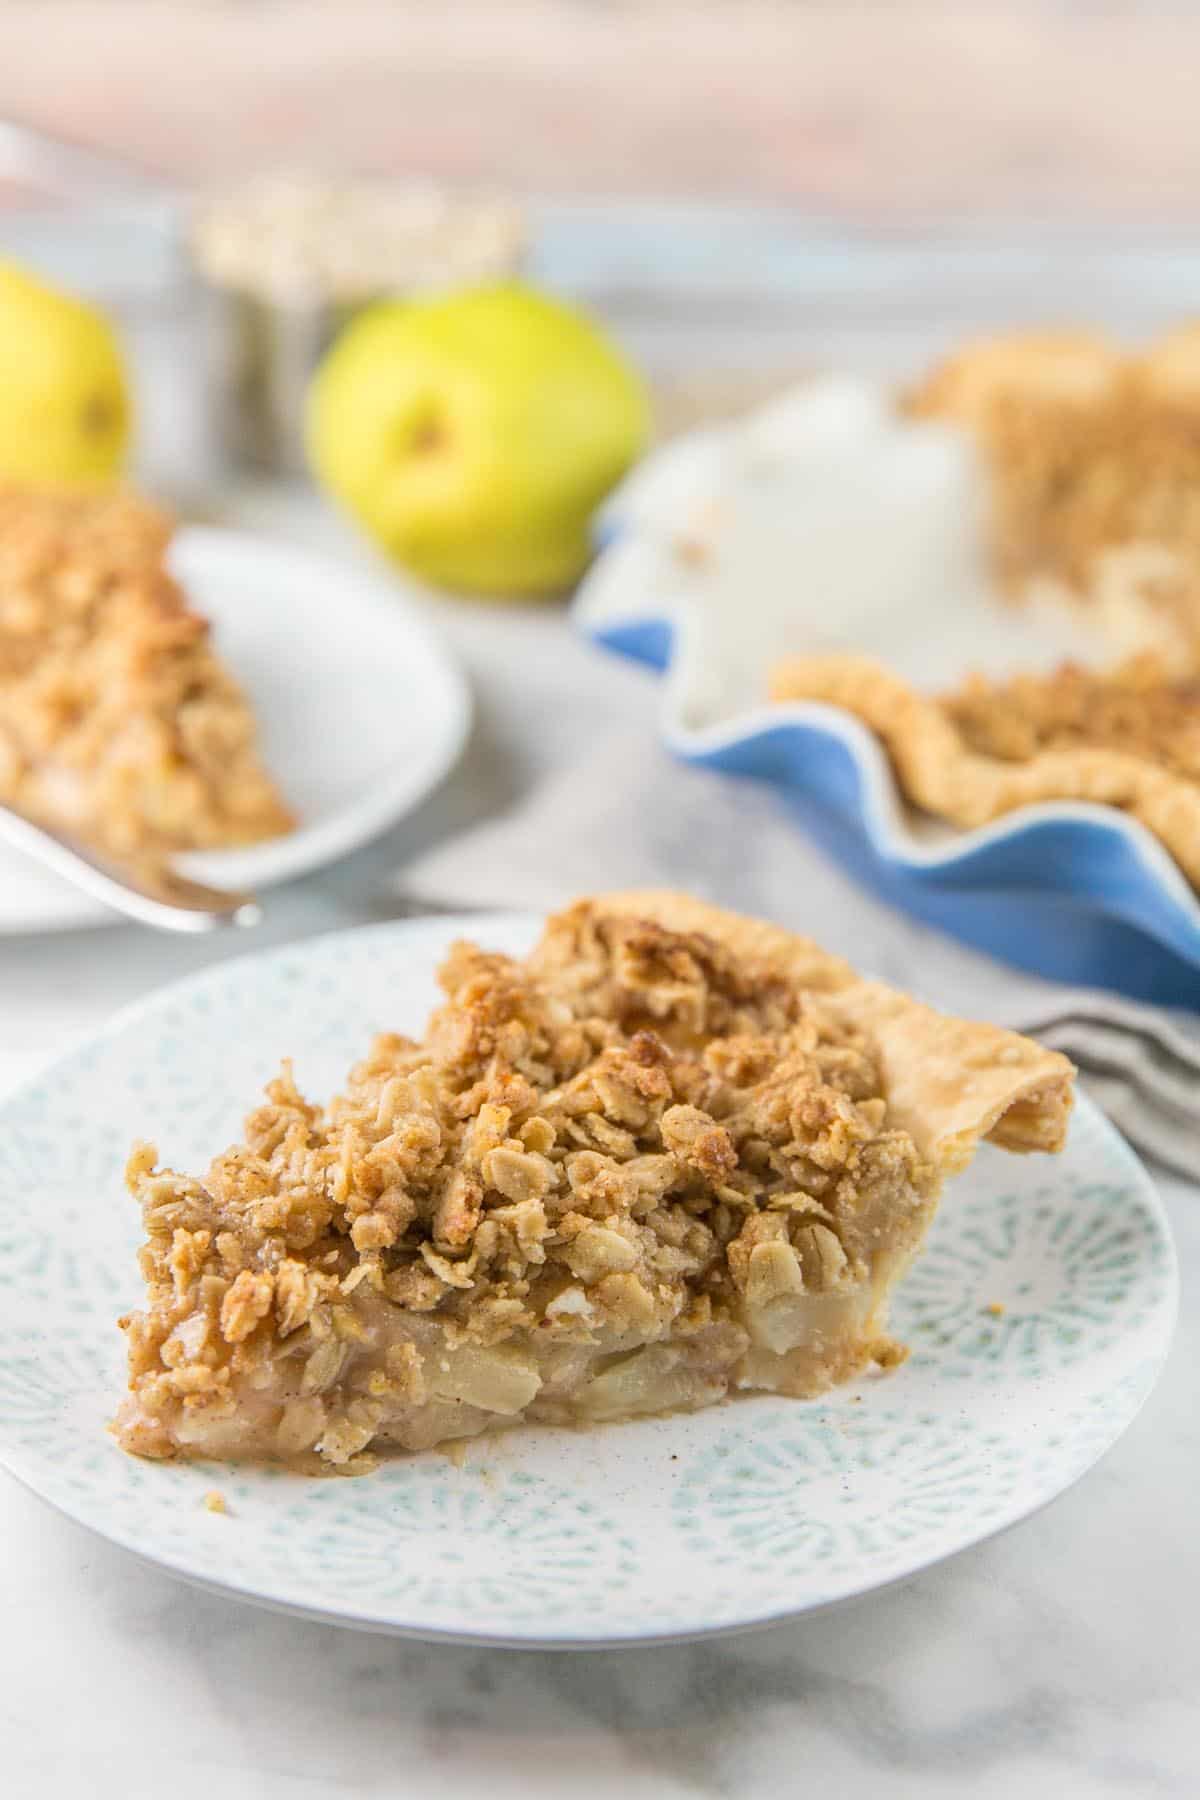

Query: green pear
[0,260,129,485]
[307,283,650,597]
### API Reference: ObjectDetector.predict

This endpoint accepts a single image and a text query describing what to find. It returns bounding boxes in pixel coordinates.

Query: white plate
[0,528,472,932]
[0,915,1177,1647]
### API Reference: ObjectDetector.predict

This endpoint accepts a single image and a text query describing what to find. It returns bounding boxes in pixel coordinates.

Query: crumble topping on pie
[942,654,1200,778]
[0,486,292,859]
[907,324,1200,660]
[114,895,1074,1470]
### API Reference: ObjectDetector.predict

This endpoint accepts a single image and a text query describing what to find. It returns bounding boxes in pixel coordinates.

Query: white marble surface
[2,487,1198,1799]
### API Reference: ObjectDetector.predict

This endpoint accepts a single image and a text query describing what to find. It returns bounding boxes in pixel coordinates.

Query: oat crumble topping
[907,324,1200,661]
[942,654,1200,778]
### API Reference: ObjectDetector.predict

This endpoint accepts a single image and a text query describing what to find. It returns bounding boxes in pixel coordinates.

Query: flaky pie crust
[770,653,1200,887]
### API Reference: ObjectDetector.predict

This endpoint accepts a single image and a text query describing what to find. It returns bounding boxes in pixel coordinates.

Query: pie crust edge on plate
[113,892,1074,1473]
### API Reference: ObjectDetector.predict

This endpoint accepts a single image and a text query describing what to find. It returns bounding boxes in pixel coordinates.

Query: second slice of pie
[0,486,293,861]
[114,894,1074,1470]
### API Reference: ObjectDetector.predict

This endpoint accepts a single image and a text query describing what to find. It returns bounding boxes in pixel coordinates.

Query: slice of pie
[0,486,292,860]
[114,895,1074,1470]
[770,650,1200,888]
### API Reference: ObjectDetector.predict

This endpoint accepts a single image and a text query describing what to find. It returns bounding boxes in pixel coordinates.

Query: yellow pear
[307,283,650,597]
[0,261,130,485]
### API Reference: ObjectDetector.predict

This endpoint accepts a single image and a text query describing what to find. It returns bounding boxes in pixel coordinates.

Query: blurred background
[7,0,1200,474]
[3,1,1198,214]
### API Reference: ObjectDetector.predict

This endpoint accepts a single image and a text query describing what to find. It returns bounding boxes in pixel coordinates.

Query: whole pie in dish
[0,486,292,859]
[114,894,1074,1471]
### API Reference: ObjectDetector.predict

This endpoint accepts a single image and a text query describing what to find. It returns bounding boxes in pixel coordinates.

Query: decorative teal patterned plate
[0,917,1177,1647]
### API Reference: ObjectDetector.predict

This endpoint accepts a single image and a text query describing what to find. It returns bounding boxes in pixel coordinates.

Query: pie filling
[114,894,1074,1471]
[0,486,292,860]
